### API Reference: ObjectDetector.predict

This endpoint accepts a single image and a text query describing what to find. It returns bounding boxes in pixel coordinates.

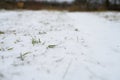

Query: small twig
[63,59,72,79]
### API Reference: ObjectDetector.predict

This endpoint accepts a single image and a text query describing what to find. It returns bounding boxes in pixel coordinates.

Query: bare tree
[105,0,110,7]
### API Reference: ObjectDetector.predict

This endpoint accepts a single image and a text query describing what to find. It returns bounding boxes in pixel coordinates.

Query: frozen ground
[0,10,120,80]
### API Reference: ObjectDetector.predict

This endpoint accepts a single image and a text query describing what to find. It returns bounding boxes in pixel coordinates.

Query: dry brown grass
[17,1,24,9]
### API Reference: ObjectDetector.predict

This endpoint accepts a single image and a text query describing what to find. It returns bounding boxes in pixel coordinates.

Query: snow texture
[0,10,120,80]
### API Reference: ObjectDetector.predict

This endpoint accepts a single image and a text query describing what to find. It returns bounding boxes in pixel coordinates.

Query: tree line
[0,0,120,10]
[74,0,120,10]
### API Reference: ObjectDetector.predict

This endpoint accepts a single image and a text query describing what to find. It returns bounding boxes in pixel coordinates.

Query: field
[0,10,120,80]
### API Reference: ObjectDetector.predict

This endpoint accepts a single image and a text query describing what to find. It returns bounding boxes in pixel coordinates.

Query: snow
[0,10,120,80]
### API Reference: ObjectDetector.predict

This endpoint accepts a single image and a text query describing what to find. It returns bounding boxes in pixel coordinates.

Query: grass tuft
[17,52,31,61]
[8,48,13,51]
[0,31,4,34]
[32,38,41,46]
[47,45,56,49]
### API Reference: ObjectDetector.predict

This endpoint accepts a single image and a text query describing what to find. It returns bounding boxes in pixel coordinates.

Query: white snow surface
[0,10,120,80]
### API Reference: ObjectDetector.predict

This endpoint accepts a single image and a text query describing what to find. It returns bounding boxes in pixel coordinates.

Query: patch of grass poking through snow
[0,31,4,34]
[17,52,31,61]
[7,48,13,51]
[32,38,41,46]
[0,48,5,51]
[47,45,56,49]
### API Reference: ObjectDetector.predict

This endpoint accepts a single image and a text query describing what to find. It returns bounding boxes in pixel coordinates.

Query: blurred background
[0,0,120,11]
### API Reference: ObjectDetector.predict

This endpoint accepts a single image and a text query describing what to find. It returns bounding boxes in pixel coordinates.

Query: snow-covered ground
[0,10,120,80]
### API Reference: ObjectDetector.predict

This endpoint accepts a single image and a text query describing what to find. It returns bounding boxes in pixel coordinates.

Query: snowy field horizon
[0,10,120,80]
